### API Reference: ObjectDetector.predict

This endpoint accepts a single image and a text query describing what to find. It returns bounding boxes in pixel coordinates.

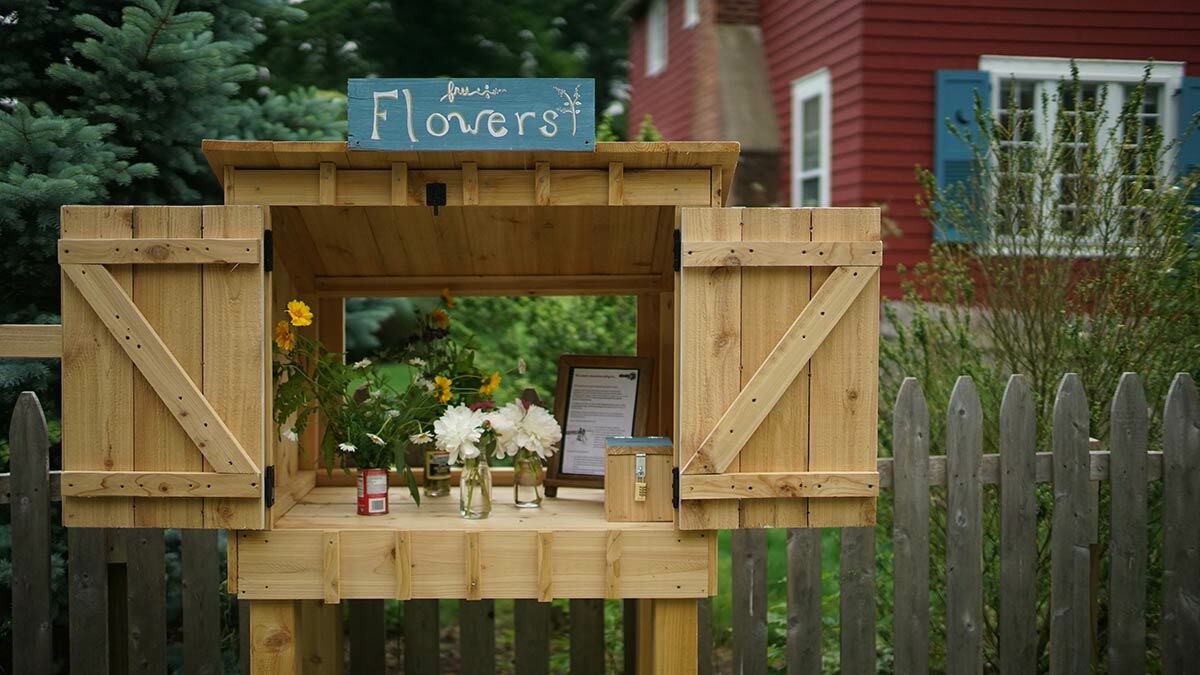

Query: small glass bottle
[459,456,492,519]
[424,447,451,497]
[513,448,543,508]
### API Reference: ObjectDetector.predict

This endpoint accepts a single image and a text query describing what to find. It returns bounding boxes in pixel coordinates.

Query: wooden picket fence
[3,372,1199,673]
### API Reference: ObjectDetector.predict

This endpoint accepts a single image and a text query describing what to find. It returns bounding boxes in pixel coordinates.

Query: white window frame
[790,68,832,207]
[979,56,1185,250]
[646,0,669,77]
[683,0,699,28]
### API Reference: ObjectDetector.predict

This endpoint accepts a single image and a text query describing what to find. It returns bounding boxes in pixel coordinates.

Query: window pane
[801,177,820,206]
[801,96,821,171]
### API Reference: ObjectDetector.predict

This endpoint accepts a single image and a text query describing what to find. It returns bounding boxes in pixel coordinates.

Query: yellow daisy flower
[434,375,453,403]
[479,371,501,396]
[431,308,450,329]
[287,299,313,327]
[440,287,456,308]
[274,320,295,351]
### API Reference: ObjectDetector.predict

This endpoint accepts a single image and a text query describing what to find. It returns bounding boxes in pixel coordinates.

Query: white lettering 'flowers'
[352,358,372,369]
[366,433,386,446]
[282,428,299,442]
[433,404,488,465]
[410,431,433,445]
[338,442,357,453]
[488,398,563,460]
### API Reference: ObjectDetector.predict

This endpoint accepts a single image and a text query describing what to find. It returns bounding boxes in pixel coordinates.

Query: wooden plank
[0,324,61,357]
[569,599,605,675]
[390,162,408,205]
[679,471,878,499]
[608,162,624,205]
[313,273,666,297]
[874,449,1166,489]
[1108,373,1148,675]
[460,600,496,675]
[250,600,298,675]
[786,529,822,674]
[679,207,740,530]
[298,600,344,675]
[202,205,268,529]
[515,600,550,675]
[710,166,723,206]
[68,528,111,675]
[323,532,341,604]
[125,529,168,674]
[182,529,222,675]
[891,378,929,675]
[636,599,653,674]
[465,531,482,600]
[738,207,811,528]
[808,208,879,528]
[10,391,53,673]
[623,600,639,675]
[839,527,876,675]
[684,265,876,475]
[1162,373,1200,674]
[605,530,622,598]
[350,600,386,675]
[651,599,699,675]
[731,529,767,674]
[60,471,262,497]
[946,376,983,674]
[999,375,1038,675]
[462,162,479,205]
[681,240,883,267]
[58,238,260,264]
[402,600,438,675]
[239,600,251,675]
[698,597,713,675]
[319,162,336,204]
[537,531,553,602]
[61,263,257,474]
[535,161,551,205]
[1050,374,1092,675]
[395,531,413,600]
[61,205,135,527]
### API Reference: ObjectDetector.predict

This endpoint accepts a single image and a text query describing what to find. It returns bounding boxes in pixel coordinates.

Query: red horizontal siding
[627,0,697,141]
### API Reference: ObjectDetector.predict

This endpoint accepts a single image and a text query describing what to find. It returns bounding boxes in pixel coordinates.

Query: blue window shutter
[1178,76,1200,239]
[934,70,991,242]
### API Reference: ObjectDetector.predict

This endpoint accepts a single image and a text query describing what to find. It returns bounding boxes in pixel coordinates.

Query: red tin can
[356,468,390,515]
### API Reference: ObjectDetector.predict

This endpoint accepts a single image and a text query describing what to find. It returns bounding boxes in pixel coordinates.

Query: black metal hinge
[262,229,274,273]
[672,466,680,509]
[672,228,682,272]
[427,182,447,216]
[263,465,276,510]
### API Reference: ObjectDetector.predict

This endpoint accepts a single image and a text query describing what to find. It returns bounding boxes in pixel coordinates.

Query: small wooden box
[605,437,674,522]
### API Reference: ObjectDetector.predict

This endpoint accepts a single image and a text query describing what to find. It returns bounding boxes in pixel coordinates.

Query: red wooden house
[617,0,1200,298]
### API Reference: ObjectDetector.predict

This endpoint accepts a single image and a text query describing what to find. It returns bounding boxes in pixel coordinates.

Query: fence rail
[3,372,1199,673]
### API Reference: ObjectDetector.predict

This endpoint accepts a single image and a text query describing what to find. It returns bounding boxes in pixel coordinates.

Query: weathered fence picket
[999,374,1037,675]
[6,373,1200,673]
[891,378,929,675]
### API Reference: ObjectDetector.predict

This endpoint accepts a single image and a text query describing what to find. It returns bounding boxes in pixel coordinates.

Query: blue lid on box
[605,436,672,447]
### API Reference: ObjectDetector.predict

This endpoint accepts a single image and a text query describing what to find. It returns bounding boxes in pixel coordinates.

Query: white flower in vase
[433,404,488,465]
[486,400,525,458]
[517,404,563,459]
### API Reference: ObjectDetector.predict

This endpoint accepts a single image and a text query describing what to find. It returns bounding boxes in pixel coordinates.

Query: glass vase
[459,457,492,520]
[513,449,543,508]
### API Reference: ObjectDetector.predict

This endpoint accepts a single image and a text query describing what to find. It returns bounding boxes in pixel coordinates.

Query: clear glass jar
[513,449,543,508]
[459,456,492,519]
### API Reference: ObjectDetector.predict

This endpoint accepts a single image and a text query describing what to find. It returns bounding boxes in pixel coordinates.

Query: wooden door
[59,205,270,529]
[676,207,881,530]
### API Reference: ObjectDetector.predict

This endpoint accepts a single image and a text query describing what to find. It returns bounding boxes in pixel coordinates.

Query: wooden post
[182,530,222,675]
[650,599,699,675]
[731,530,767,673]
[892,378,929,675]
[297,600,344,675]
[999,375,1037,675]
[11,392,52,673]
[1050,374,1092,675]
[946,376,983,674]
[250,600,299,675]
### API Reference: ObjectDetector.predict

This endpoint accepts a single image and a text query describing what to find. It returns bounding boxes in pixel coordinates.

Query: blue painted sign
[347,78,595,151]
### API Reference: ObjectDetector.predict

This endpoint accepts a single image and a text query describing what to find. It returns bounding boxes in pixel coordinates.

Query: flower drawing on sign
[554,84,584,136]
[439,80,508,103]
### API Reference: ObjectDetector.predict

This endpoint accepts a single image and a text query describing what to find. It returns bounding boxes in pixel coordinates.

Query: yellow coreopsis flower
[431,308,450,329]
[440,287,456,308]
[479,371,501,396]
[287,299,313,327]
[274,320,295,351]
[434,375,453,403]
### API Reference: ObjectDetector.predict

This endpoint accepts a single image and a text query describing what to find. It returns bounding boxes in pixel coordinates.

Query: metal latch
[635,453,647,502]
[672,466,680,508]
[263,465,276,510]
[426,182,447,215]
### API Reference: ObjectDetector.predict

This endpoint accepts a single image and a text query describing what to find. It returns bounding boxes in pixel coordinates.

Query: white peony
[281,428,299,442]
[486,400,526,458]
[409,431,433,445]
[433,404,488,464]
[487,399,563,460]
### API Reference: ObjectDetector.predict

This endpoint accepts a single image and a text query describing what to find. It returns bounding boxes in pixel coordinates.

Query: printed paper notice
[561,368,639,476]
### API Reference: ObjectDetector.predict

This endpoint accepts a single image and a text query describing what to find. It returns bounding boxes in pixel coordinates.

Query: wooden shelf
[234,488,715,602]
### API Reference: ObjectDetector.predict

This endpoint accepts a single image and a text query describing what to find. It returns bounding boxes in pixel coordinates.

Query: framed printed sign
[545,355,653,495]
[348,78,596,151]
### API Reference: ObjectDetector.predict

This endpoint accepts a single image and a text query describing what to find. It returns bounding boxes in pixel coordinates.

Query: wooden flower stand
[54,140,880,674]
